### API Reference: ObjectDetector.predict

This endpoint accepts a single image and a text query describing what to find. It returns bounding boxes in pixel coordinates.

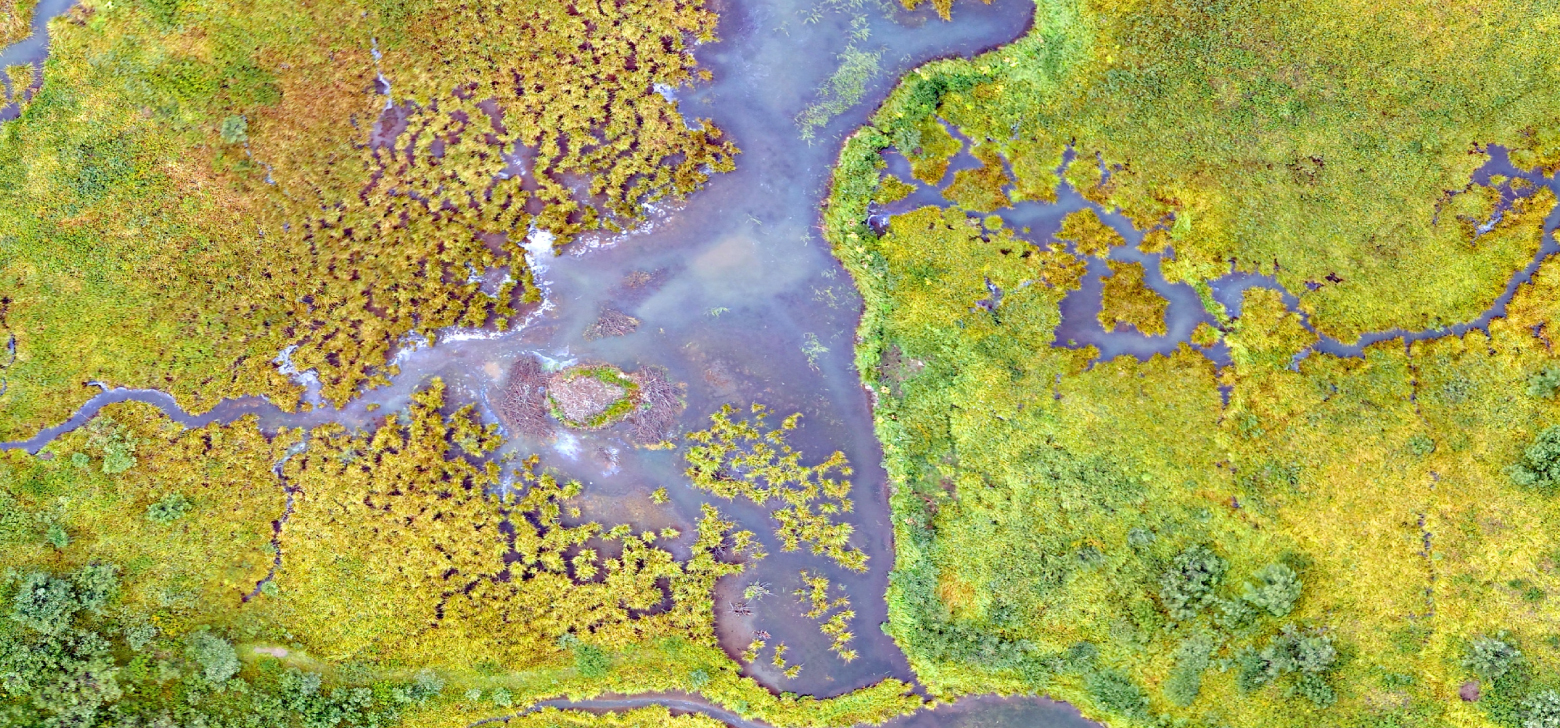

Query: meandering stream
[877,143,1560,369]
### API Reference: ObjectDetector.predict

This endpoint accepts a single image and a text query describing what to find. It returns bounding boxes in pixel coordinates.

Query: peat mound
[496,357,685,443]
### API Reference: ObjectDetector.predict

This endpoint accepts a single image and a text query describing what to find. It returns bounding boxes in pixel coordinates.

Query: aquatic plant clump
[685,404,867,572]
[796,571,858,661]
[5,384,947,726]
[1098,260,1168,336]
[0,0,737,438]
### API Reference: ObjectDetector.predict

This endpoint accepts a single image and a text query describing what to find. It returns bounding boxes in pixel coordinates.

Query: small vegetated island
[826,0,1560,727]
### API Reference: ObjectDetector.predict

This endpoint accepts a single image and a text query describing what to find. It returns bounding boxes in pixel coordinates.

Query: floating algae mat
[7,0,1560,727]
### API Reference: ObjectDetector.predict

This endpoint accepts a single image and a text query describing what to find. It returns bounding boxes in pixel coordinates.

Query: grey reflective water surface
[484,692,1098,728]
[8,1,1557,725]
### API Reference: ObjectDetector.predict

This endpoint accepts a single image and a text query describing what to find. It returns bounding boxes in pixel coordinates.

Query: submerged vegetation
[824,0,1560,725]
[797,18,882,142]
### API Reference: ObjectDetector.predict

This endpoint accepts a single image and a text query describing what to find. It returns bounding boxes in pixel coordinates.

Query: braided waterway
[0,0,1102,725]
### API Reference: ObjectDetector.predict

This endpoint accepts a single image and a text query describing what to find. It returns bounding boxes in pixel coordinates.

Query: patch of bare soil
[877,343,925,397]
[1460,680,1481,702]
[496,356,553,437]
[584,308,641,340]
[621,367,686,445]
[549,373,627,423]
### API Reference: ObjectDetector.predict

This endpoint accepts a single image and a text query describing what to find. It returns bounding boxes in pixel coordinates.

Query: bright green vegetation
[892,0,1558,343]
[797,18,882,142]
[0,0,736,438]
[685,404,868,572]
[797,571,858,661]
[0,385,928,726]
[823,1,1560,725]
[2,560,447,728]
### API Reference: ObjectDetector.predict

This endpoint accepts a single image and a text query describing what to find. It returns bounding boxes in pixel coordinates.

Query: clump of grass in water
[797,17,881,142]
[684,403,867,571]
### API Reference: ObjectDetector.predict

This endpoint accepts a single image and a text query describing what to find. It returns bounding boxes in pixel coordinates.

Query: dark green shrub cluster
[83,416,137,475]
[1234,626,1339,707]
[1464,634,1522,681]
[1523,690,1560,728]
[146,492,192,525]
[1530,367,1560,398]
[575,643,610,678]
[0,562,443,727]
[1508,426,1560,493]
[1163,633,1215,707]
[1242,564,1302,618]
[1159,545,1228,621]
[1086,668,1150,720]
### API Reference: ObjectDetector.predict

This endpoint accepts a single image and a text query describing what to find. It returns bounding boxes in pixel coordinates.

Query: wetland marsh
[11,0,1560,727]
[0,0,1094,725]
